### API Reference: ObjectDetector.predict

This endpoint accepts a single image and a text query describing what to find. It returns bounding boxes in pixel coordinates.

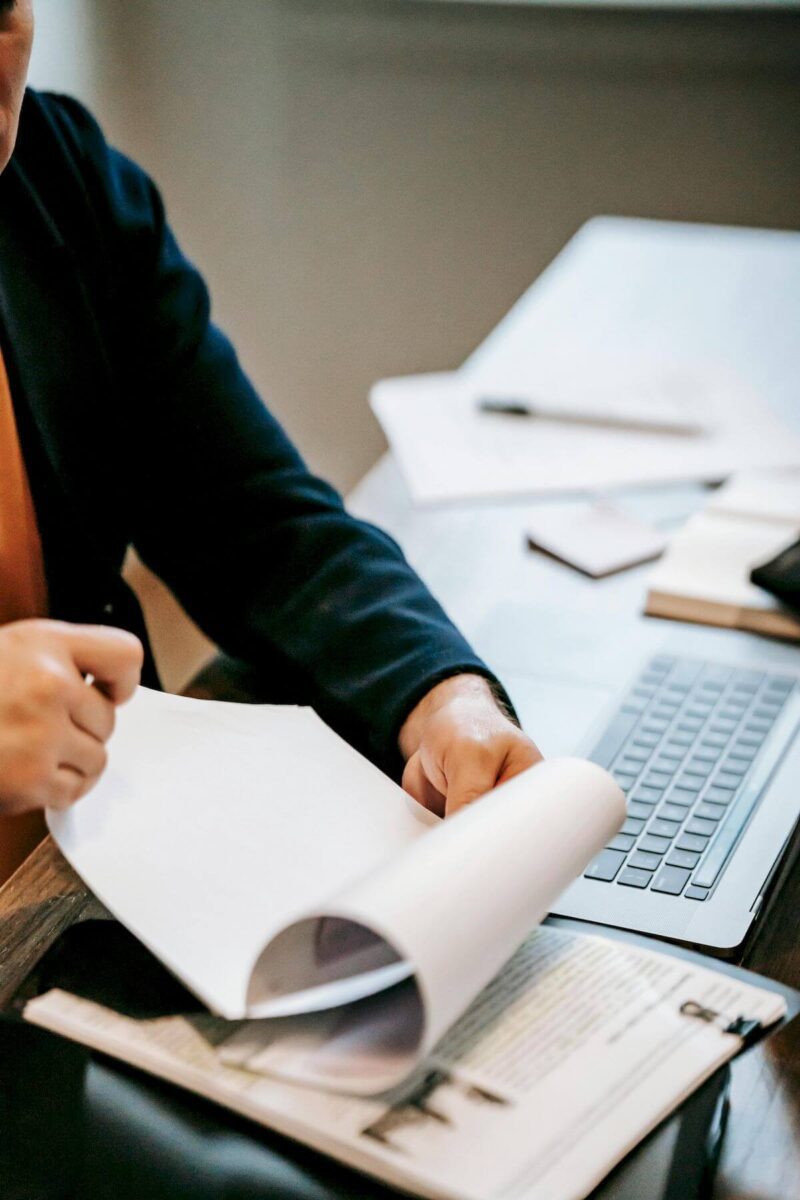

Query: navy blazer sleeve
[42,94,508,775]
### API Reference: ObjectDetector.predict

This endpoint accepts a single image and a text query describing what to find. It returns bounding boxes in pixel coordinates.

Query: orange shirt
[0,349,48,882]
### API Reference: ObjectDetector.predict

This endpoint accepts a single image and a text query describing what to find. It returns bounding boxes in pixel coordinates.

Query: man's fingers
[70,679,116,743]
[444,746,501,817]
[496,739,544,785]
[402,751,447,818]
[61,624,144,704]
[61,728,108,781]
[443,736,543,817]
[49,765,88,811]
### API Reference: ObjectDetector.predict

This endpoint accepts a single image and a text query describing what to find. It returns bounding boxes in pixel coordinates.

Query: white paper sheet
[372,370,800,504]
[46,689,624,1095]
[240,758,624,1092]
[47,689,432,1018]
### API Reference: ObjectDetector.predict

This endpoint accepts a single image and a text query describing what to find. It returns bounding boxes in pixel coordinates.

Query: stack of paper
[370,218,800,504]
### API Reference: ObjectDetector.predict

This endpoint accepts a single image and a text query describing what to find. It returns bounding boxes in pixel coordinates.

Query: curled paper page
[238,758,625,1094]
[47,690,622,1097]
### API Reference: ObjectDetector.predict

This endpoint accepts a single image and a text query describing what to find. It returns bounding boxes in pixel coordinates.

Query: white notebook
[646,471,800,639]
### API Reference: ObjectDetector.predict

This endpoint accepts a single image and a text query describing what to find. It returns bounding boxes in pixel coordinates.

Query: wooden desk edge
[0,836,104,1010]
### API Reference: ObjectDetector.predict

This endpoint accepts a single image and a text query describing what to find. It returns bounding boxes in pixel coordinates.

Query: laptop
[481,610,800,955]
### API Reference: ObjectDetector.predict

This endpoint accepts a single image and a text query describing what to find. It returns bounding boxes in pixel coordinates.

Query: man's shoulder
[15,88,110,176]
[12,89,159,255]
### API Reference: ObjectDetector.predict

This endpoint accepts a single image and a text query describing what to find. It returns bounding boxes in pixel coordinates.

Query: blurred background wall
[28,0,800,685]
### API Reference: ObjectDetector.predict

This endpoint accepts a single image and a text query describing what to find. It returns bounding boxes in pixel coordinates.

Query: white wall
[28,0,97,100]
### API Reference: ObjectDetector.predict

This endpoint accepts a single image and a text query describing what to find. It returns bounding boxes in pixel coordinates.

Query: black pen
[477,396,703,436]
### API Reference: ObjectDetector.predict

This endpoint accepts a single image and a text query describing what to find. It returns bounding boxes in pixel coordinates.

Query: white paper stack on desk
[371,218,800,505]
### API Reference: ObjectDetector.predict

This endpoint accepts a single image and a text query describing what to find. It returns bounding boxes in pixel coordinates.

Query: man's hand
[398,674,542,817]
[0,619,143,815]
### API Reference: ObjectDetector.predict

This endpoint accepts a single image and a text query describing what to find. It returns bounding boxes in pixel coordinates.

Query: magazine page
[25,925,787,1200]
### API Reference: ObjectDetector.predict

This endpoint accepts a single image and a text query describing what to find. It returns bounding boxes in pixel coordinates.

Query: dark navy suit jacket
[0,89,500,777]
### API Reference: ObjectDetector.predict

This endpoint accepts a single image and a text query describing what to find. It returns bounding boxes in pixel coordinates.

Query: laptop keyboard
[585,655,799,901]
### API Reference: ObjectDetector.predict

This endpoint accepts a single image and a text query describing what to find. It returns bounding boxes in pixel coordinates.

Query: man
[0,0,540,881]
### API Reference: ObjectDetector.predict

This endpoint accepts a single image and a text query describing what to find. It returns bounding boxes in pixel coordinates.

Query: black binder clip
[723,1015,764,1050]
[680,1001,764,1050]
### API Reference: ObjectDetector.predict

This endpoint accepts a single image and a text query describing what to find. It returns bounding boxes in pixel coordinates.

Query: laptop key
[693,747,722,763]
[667,848,700,869]
[676,774,702,792]
[668,787,696,807]
[590,710,639,768]
[630,785,664,804]
[734,670,764,687]
[584,849,626,882]
[649,818,680,838]
[617,757,646,776]
[668,661,702,687]
[622,746,650,764]
[628,800,656,819]
[622,817,646,835]
[630,850,661,871]
[766,675,794,693]
[686,817,717,837]
[700,667,732,687]
[719,758,748,777]
[642,719,669,734]
[676,832,709,853]
[643,772,672,789]
[618,868,652,889]
[659,802,688,822]
[639,834,670,855]
[714,772,742,790]
[685,759,712,777]
[607,833,636,852]
[705,785,734,805]
[727,744,756,762]
[633,732,660,749]
[695,801,726,821]
[652,865,691,895]
[684,885,710,901]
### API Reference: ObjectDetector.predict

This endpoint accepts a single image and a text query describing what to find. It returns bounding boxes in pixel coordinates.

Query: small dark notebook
[751,537,800,614]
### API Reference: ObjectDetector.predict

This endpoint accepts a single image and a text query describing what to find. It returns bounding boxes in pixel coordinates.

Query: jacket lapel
[0,157,129,614]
